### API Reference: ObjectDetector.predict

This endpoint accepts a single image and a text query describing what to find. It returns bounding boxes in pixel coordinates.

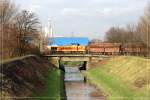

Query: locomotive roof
[48,37,89,46]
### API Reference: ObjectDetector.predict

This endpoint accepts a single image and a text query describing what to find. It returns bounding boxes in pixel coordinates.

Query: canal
[64,67,106,100]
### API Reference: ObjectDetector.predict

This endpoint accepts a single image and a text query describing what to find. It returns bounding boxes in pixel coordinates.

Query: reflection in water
[65,67,106,100]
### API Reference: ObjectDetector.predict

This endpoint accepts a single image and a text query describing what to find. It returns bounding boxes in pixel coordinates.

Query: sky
[15,0,148,40]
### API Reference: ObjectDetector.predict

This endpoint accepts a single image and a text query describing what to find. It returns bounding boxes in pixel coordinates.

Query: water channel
[64,67,106,100]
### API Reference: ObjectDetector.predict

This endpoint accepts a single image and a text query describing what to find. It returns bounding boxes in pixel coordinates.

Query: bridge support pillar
[86,61,90,70]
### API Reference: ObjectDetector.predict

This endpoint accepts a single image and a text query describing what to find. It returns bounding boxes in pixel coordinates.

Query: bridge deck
[43,54,108,57]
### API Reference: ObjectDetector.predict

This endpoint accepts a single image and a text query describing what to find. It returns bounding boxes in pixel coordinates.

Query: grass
[33,68,65,100]
[84,56,150,100]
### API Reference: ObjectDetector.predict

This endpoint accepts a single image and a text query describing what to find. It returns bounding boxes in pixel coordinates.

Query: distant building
[48,37,89,47]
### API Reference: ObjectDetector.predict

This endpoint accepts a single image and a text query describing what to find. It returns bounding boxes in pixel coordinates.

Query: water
[65,67,84,82]
[65,67,106,100]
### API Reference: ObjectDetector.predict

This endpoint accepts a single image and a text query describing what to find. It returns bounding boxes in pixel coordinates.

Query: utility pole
[71,32,74,37]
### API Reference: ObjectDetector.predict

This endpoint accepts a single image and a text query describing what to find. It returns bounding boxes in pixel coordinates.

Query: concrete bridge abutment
[59,56,90,70]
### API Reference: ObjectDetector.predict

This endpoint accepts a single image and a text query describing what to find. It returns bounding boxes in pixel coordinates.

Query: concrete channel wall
[0,55,66,100]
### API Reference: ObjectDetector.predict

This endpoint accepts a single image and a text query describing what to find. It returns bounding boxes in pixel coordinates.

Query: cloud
[15,0,148,39]
[96,8,112,17]
[95,5,145,19]
[60,8,92,18]
[28,5,43,12]
[61,8,81,16]
[47,0,65,4]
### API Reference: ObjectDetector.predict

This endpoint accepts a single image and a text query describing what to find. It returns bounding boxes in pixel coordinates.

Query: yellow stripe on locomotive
[56,45,86,53]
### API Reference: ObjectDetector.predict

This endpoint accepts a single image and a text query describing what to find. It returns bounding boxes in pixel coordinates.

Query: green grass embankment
[33,68,65,100]
[84,56,150,100]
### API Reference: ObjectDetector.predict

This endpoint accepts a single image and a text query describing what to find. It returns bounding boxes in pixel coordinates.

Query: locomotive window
[51,47,57,50]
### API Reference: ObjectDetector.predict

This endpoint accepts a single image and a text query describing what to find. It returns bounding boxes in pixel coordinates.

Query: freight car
[122,43,148,56]
[88,43,122,55]
[88,42,148,56]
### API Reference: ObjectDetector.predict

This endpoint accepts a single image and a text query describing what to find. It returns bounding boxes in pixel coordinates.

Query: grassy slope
[33,69,65,100]
[84,56,150,100]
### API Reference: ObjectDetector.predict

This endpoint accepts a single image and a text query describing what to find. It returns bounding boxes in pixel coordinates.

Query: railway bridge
[43,54,108,70]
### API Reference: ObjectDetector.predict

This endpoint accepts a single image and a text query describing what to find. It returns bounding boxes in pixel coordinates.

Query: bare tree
[15,10,40,55]
[105,26,126,43]
[0,0,19,59]
[137,4,150,48]
[105,24,142,43]
[104,2,150,56]
[0,0,18,24]
[125,24,142,43]
[0,0,43,59]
